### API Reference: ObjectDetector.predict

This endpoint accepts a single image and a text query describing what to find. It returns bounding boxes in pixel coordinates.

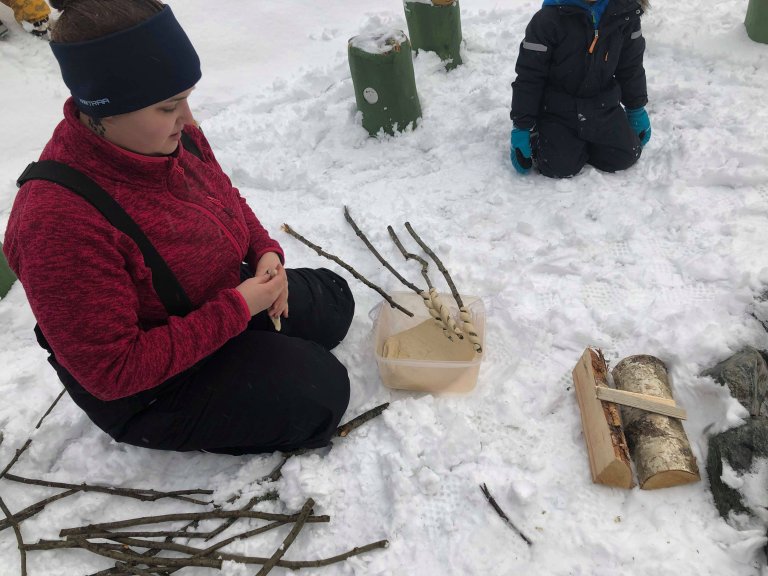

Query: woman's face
[100,87,196,156]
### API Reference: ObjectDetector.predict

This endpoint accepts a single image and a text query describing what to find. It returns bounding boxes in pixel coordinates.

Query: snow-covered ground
[2,1,768,574]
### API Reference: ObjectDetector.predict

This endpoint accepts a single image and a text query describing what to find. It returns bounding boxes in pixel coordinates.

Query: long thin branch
[0,488,78,533]
[282,223,413,317]
[479,483,532,546]
[0,494,27,576]
[257,498,315,576]
[40,536,389,570]
[4,474,212,505]
[405,222,464,308]
[405,221,483,351]
[60,510,330,536]
[202,490,278,542]
[336,403,389,438]
[266,401,390,485]
[0,387,66,480]
[388,226,434,290]
[193,520,288,557]
[344,206,422,294]
[72,538,221,569]
[0,439,32,481]
[35,389,66,429]
[261,448,310,484]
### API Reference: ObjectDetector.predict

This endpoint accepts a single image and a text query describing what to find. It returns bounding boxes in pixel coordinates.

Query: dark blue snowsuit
[511,0,648,178]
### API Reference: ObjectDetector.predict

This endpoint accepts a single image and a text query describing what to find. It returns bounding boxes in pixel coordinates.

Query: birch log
[612,355,700,490]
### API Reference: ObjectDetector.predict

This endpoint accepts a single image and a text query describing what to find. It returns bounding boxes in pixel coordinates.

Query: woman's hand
[235,272,285,317]
[253,252,289,320]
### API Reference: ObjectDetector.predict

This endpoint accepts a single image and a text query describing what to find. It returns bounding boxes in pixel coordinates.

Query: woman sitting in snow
[510,0,651,178]
[3,0,354,455]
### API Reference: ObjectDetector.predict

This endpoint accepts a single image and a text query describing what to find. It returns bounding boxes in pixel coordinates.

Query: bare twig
[0,488,79,533]
[257,498,315,576]
[405,222,464,308]
[203,490,278,541]
[0,494,27,576]
[479,483,532,546]
[344,207,422,294]
[388,226,434,290]
[0,439,32,480]
[262,448,310,484]
[281,223,413,317]
[35,389,66,429]
[405,222,482,352]
[60,510,330,537]
[72,538,220,569]
[336,403,389,438]
[4,474,212,505]
[0,388,66,481]
[43,535,389,570]
[193,520,288,557]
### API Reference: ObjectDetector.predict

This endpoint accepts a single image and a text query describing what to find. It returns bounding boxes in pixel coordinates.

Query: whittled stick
[404,222,482,353]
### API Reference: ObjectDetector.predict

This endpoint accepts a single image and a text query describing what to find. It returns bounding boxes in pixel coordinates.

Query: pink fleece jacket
[3,98,284,401]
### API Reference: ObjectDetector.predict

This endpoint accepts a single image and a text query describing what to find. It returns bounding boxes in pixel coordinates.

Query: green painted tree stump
[746,0,768,43]
[0,243,17,298]
[404,0,463,70]
[348,30,422,136]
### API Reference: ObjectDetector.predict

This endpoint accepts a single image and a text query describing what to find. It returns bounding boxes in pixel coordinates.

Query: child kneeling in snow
[510,0,651,178]
[4,0,354,455]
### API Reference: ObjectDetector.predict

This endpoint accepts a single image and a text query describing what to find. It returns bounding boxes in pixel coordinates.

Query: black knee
[315,268,355,348]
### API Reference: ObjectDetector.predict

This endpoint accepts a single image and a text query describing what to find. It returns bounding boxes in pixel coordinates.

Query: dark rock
[703,347,768,418]
[707,419,768,519]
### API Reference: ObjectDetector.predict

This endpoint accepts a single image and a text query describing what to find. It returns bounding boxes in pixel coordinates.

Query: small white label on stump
[363,87,379,104]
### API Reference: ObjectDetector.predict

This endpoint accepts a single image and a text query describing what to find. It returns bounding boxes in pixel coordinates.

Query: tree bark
[572,348,633,489]
[612,355,700,489]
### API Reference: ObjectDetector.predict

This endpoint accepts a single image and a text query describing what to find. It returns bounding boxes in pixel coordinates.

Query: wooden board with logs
[572,348,634,489]
[612,355,700,490]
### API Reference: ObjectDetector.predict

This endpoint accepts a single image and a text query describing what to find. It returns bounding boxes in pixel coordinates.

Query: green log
[746,0,768,44]
[348,30,422,136]
[404,0,463,70]
[0,243,17,299]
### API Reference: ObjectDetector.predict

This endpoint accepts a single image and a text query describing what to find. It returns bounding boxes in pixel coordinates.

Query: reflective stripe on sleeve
[522,40,548,52]
[630,30,642,40]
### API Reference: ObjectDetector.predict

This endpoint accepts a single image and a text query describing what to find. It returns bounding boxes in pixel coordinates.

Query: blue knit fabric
[542,0,611,28]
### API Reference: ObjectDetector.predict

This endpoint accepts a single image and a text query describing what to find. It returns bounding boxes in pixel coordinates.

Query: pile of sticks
[0,392,390,575]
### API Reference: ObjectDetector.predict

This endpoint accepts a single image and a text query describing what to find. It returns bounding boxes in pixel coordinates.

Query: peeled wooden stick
[343,208,455,340]
[264,269,281,332]
[404,222,482,353]
[387,226,458,340]
[428,288,463,340]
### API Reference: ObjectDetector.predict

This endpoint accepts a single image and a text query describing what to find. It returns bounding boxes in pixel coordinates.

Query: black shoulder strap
[17,162,193,317]
[180,131,203,160]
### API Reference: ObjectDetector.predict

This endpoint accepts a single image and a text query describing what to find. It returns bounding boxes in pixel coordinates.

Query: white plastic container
[372,291,485,393]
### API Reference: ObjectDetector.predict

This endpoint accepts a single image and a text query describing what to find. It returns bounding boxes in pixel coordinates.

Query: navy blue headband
[50,5,201,118]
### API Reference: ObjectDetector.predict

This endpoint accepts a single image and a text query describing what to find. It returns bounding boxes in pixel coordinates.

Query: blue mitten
[510,127,532,174]
[626,106,651,146]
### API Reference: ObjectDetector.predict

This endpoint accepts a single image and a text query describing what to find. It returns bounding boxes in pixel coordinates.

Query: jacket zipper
[588,29,599,53]
[588,12,599,54]
[206,195,249,240]
[167,166,245,258]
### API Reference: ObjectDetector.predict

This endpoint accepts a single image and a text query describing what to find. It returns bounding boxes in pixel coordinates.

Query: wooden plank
[595,387,687,420]
[572,348,633,489]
